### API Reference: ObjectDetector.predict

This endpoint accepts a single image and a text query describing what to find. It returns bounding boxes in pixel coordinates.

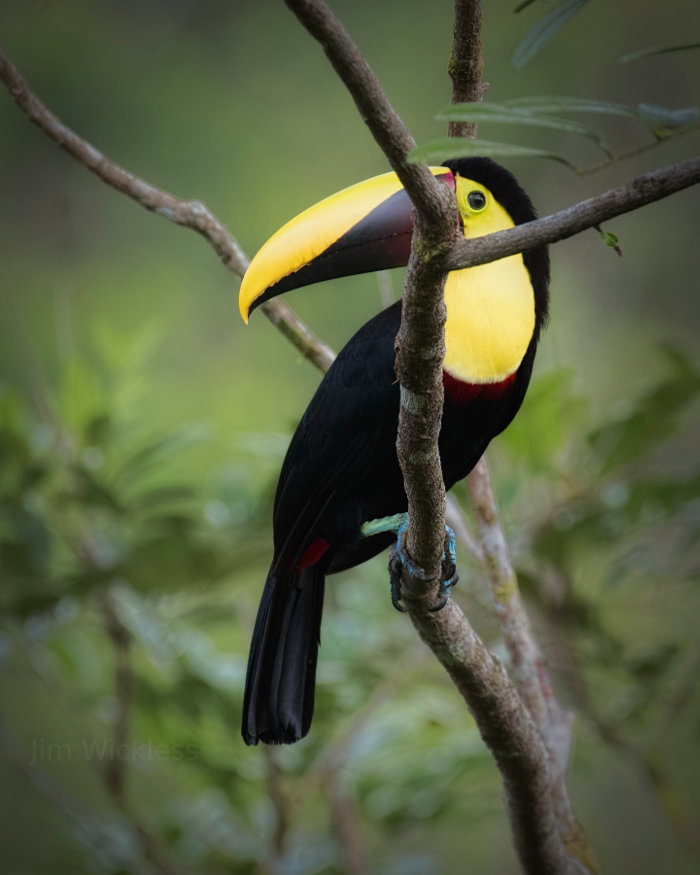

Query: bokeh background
[1,1,699,873]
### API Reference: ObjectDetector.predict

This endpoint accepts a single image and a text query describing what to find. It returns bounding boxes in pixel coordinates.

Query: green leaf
[438,102,612,154]
[499,367,586,470]
[115,423,211,486]
[512,0,591,70]
[598,228,622,255]
[505,95,645,122]
[408,137,578,170]
[505,95,699,134]
[636,103,700,136]
[619,42,700,64]
[587,346,700,473]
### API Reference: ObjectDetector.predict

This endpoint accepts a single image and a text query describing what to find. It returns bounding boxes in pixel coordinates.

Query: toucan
[239,158,549,745]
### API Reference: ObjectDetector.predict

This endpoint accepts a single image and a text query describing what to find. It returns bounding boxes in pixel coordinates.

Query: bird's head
[239,158,548,325]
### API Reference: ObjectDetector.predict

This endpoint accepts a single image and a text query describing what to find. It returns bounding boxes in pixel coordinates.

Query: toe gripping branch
[360,514,458,612]
[389,517,458,612]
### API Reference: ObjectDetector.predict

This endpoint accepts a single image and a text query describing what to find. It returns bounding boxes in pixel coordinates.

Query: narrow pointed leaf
[438,102,612,153]
[505,96,643,121]
[637,103,699,135]
[505,96,699,133]
[620,42,700,64]
[408,137,578,170]
[512,0,591,70]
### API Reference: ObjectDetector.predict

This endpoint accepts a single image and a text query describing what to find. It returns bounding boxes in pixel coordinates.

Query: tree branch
[466,460,595,869]
[285,0,459,586]
[99,585,133,804]
[445,155,700,271]
[0,40,334,372]
[444,17,591,858]
[284,0,455,229]
[447,0,486,138]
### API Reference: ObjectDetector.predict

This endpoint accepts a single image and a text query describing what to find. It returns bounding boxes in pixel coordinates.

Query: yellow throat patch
[444,176,535,385]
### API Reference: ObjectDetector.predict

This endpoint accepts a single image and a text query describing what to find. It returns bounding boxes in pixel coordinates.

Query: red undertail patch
[297,537,331,571]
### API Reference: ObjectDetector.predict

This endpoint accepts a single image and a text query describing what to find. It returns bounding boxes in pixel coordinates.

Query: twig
[447,0,487,139]
[445,494,484,564]
[0,41,333,371]
[327,773,371,875]
[262,747,291,875]
[99,585,133,804]
[445,156,700,272]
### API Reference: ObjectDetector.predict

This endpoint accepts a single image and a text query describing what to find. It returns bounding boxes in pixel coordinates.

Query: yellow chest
[443,253,535,385]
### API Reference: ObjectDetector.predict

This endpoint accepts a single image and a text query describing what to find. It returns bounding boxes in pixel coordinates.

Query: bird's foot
[379,514,458,613]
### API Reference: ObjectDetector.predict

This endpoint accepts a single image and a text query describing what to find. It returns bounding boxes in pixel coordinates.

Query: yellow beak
[239,167,455,323]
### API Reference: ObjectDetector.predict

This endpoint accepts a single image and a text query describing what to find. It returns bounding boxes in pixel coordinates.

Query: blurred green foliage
[1,1,699,874]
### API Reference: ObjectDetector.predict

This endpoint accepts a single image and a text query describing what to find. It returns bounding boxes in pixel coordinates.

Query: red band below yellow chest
[442,369,517,405]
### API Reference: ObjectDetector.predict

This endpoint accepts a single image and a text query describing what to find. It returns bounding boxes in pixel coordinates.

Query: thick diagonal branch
[285,0,457,585]
[445,155,700,271]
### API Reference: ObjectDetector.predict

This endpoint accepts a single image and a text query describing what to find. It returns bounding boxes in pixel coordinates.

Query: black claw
[429,589,449,612]
[388,551,407,613]
[387,520,460,613]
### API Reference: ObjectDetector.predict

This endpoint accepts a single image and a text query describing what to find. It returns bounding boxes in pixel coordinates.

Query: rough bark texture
[446,155,700,271]
[447,0,487,138]
[285,0,458,593]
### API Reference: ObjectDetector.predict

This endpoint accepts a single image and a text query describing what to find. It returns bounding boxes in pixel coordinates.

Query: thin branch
[447,2,572,768]
[408,600,582,873]
[261,298,335,372]
[445,494,484,564]
[326,774,371,875]
[446,155,700,272]
[0,41,333,371]
[99,585,133,804]
[468,464,558,746]
[466,460,593,867]
[261,747,291,875]
[284,0,455,229]
[0,42,246,274]
[447,0,487,138]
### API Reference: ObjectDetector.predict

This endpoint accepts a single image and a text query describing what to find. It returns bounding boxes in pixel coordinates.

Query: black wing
[272,302,405,571]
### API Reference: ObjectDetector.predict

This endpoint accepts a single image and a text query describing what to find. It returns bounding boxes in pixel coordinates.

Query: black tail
[241,563,326,745]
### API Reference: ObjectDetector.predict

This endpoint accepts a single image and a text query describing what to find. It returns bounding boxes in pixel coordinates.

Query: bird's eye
[467,190,487,211]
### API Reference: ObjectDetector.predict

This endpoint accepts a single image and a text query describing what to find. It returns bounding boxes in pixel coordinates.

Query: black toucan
[239,158,549,745]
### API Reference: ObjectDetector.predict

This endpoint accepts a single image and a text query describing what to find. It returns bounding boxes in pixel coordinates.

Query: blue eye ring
[467,190,487,211]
